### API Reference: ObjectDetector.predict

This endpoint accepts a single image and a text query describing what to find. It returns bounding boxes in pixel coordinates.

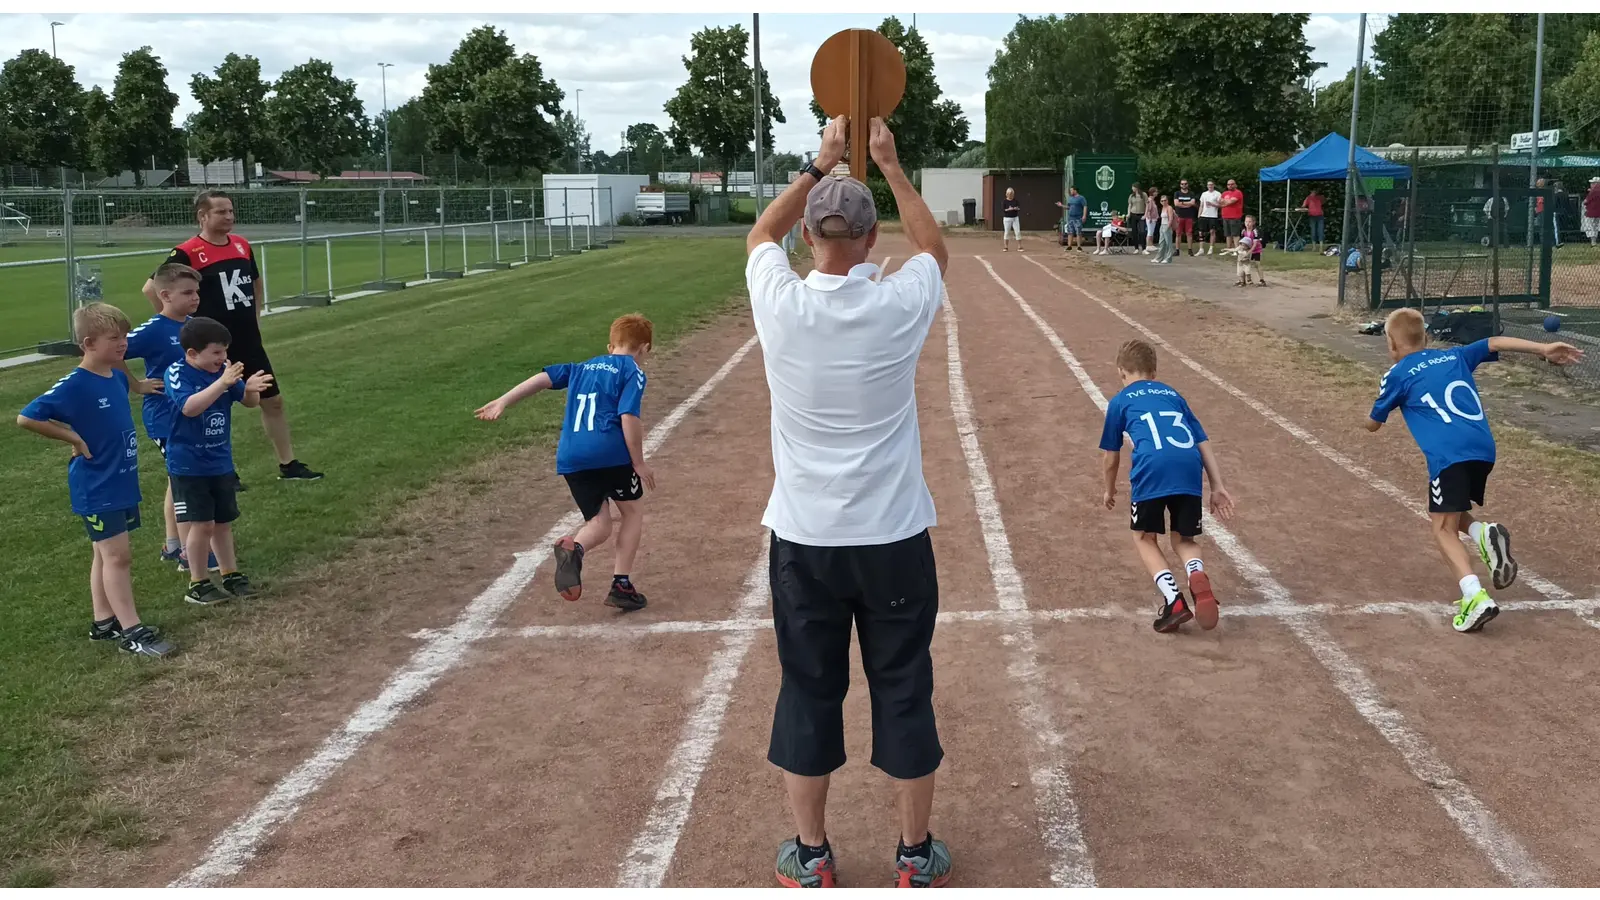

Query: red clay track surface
[152,235,1600,888]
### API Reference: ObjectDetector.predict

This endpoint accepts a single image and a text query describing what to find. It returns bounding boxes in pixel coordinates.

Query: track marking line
[1019,254,1591,617]
[943,290,1096,888]
[617,542,771,888]
[402,595,1600,641]
[980,256,1551,888]
[172,333,761,888]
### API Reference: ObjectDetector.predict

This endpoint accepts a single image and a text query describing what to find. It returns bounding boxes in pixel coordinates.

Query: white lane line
[617,542,770,888]
[943,290,1096,888]
[173,333,762,889]
[981,257,1551,888]
[1019,254,1592,616]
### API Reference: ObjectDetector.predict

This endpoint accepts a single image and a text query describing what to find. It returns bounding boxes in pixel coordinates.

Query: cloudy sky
[2,13,1380,158]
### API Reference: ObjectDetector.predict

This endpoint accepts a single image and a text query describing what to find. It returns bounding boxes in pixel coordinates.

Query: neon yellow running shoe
[1477,523,1518,591]
[1453,589,1500,633]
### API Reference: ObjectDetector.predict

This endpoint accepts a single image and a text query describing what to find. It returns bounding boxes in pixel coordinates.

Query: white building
[918,168,986,226]
[542,174,650,226]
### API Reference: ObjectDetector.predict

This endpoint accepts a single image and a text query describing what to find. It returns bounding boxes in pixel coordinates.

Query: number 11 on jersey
[572,392,598,431]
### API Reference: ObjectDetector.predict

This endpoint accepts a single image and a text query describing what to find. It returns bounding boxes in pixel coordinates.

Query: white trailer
[634,191,690,224]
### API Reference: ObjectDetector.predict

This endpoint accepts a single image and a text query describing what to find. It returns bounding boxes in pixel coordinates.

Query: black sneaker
[90,616,122,641]
[118,624,176,658]
[278,460,323,481]
[553,537,584,602]
[221,572,260,598]
[605,582,648,612]
[1153,594,1193,633]
[185,581,231,606]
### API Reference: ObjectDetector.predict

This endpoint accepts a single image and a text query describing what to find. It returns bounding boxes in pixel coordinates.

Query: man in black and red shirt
[142,190,323,482]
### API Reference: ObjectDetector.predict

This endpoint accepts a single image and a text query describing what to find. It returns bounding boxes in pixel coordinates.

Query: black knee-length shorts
[766,529,944,781]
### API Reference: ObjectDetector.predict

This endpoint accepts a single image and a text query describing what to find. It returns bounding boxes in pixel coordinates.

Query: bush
[616,213,639,227]
[867,178,900,220]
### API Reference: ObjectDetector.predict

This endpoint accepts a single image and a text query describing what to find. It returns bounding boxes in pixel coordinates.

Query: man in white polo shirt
[745,115,951,889]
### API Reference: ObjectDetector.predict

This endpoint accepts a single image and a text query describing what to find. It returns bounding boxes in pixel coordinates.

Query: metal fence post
[299,189,310,299]
[61,187,77,347]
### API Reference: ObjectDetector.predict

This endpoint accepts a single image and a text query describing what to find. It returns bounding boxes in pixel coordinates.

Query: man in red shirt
[1584,177,1600,248]
[142,190,323,484]
[1219,178,1246,254]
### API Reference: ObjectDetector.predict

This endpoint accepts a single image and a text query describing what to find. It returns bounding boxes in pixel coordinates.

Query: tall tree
[1115,14,1319,153]
[550,110,591,173]
[371,98,432,162]
[188,53,272,176]
[986,14,1135,168]
[101,47,181,182]
[1550,31,1600,148]
[81,86,118,176]
[266,59,367,178]
[0,49,88,174]
[808,17,968,172]
[420,25,564,171]
[624,121,669,173]
[663,24,785,192]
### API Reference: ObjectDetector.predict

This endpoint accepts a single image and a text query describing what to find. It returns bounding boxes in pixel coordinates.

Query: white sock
[1466,521,1486,544]
[1185,558,1204,576]
[1155,570,1181,604]
[1459,574,1483,600]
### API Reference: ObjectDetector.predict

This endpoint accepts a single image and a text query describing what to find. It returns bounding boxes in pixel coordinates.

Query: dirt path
[141,237,1600,887]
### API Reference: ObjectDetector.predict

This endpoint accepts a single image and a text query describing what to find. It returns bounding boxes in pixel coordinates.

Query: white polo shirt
[745,241,944,547]
[1199,189,1222,218]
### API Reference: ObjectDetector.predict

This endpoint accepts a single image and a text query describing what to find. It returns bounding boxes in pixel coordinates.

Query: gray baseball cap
[805,175,877,239]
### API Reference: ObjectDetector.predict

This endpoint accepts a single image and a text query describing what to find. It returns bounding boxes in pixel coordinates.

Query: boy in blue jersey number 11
[1367,308,1583,633]
[476,314,657,612]
[17,303,175,658]
[1100,340,1237,633]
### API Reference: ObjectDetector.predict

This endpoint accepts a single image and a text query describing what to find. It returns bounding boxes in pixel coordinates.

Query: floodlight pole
[379,63,394,188]
[753,13,764,216]
[1527,14,1545,246]
[1337,13,1366,307]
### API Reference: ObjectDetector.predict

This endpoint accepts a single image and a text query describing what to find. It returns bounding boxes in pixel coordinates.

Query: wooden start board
[810,28,906,179]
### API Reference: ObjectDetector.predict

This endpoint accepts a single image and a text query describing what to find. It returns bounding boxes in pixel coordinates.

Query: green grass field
[0,237,748,885]
[1,230,577,356]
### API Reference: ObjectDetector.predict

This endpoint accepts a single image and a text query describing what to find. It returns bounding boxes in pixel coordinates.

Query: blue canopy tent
[1259,132,1413,249]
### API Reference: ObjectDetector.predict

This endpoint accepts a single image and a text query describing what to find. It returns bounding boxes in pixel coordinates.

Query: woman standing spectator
[1151,195,1176,265]
[1001,187,1024,252]
[1581,177,1599,247]
[1304,188,1325,252]
[1143,186,1160,255]
[1126,183,1148,251]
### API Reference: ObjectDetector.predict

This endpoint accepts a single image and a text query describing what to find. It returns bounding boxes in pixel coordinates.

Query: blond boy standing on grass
[18,303,175,658]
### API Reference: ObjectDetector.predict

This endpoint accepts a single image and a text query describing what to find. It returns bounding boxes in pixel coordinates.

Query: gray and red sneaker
[553,537,584,602]
[605,581,647,612]
[1188,571,1219,630]
[1153,594,1193,633]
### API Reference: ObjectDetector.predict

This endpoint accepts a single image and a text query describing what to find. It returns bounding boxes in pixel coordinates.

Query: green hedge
[1134,150,1351,245]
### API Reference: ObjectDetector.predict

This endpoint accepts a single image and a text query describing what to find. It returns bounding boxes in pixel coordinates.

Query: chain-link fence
[0,186,623,358]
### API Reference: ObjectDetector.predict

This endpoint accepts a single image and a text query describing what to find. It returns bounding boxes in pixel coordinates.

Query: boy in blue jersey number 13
[17,304,175,658]
[1100,340,1237,633]
[476,314,656,612]
[1367,308,1583,633]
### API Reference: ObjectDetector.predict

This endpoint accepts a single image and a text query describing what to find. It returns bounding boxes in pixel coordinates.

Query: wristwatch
[801,162,825,181]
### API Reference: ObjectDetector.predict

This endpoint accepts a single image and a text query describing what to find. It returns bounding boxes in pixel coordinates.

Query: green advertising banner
[1067,153,1140,229]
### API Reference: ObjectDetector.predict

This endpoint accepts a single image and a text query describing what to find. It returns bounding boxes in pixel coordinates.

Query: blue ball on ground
[1544,315,1561,332]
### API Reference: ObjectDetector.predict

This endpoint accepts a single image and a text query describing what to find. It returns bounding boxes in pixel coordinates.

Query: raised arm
[873,119,947,275]
[1487,336,1585,365]
[476,371,554,420]
[748,117,847,253]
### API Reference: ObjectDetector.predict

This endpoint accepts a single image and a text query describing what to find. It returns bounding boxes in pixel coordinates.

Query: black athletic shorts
[767,529,943,781]
[1223,218,1244,238]
[1429,460,1493,514]
[1199,215,1221,237]
[563,464,643,520]
[1130,494,1203,537]
[171,473,241,524]
[232,339,279,400]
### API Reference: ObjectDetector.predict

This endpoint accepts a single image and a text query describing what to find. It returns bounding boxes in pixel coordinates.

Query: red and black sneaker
[1188,571,1219,630]
[553,537,583,602]
[1153,594,1193,633]
[605,581,648,612]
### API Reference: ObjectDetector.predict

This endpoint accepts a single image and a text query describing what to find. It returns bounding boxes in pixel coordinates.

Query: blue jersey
[20,367,142,515]
[544,354,647,475]
[1099,380,1210,502]
[163,361,246,476]
[1370,339,1498,479]
[125,313,187,441]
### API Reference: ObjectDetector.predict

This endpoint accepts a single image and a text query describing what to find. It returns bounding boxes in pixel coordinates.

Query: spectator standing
[1001,187,1024,252]
[1057,187,1088,253]
[1551,179,1568,248]
[1219,178,1246,253]
[1198,180,1223,255]
[1143,187,1160,255]
[1172,179,1198,257]
[1584,177,1600,247]
[1126,183,1148,251]
[1305,188,1326,252]
[1152,195,1176,264]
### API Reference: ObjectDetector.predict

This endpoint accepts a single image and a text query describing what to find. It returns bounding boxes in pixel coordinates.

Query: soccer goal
[0,202,30,246]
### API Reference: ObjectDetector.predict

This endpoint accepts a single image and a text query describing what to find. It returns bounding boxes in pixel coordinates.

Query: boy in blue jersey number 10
[17,303,175,658]
[1100,340,1236,633]
[1367,308,1583,633]
[476,314,656,612]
